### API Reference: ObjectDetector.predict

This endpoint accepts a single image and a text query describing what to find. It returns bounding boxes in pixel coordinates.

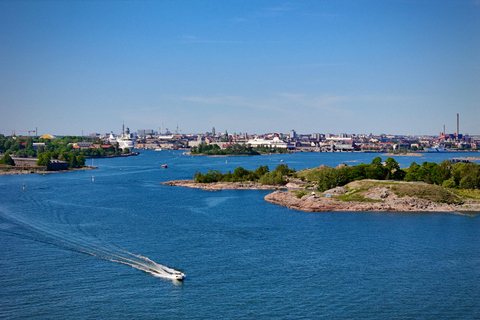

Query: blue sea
[1,151,479,319]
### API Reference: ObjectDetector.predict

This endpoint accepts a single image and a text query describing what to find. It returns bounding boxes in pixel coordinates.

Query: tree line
[194,164,296,185]
[312,157,480,191]
[192,156,480,190]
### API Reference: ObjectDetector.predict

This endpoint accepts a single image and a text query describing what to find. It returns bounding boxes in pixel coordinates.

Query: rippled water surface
[1,151,479,319]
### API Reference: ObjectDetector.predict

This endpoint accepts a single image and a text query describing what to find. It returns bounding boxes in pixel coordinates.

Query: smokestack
[456,113,459,137]
[443,124,445,135]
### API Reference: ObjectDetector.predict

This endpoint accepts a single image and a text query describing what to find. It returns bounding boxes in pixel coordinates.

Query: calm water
[1,151,479,319]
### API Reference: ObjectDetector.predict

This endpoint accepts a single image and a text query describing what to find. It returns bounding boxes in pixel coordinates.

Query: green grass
[336,193,380,202]
[391,184,461,204]
[335,187,381,202]
[451,189,480,200]
[294,190,311,198]
[296,167,328,182]
[343,180,462,204]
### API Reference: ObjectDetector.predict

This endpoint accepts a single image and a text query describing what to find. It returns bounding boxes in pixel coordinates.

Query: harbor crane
[6,128,38,136]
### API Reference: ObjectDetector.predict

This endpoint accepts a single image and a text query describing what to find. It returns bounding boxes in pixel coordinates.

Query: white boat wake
[85,249,186,281]
[0,207,185,282]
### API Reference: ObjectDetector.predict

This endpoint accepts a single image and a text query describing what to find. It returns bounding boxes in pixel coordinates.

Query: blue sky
[0,0,479,136]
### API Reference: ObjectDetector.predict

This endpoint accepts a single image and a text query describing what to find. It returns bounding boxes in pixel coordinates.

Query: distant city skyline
[1,1,479,136]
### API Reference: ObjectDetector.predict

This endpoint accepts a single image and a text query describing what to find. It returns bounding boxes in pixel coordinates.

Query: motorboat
[171,271,186,280]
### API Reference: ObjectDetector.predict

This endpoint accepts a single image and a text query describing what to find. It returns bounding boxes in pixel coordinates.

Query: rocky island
[163,159,480,213]
[163,179,480,213]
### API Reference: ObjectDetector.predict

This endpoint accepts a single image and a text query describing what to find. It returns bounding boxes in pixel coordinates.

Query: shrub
[442,178,456,188]
[0,153,15,166]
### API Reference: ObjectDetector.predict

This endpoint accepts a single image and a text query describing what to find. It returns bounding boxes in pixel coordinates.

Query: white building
[246,137,293,149]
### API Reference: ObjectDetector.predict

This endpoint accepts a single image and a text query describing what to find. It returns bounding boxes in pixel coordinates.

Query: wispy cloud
[230,3,295,24]
[178,35,244,44]
[261,3,296,17]
[175,92,416,118]
[175,92,354,115]
[297,63,347,68]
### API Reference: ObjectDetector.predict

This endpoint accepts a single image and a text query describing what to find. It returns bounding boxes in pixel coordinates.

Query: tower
[456,113,459,138]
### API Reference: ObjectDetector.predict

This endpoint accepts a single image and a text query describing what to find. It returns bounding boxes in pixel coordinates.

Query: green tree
[275,164,295,176]
[254,165,269,179]
[384,157,403,180]
[442,178,456,188]
[436,160,452,185]
[404,162,422,181]
[37,152,52,169]
[76,155,86,167]
[0,153,15,166]
[69,154,78,168]
[316,167,350,192]
[232,167,252,181]
[371,157,382,165]
[259,170,285,185]
[455,163,480,189]
[421,162,439,184]
[4,140,12,151]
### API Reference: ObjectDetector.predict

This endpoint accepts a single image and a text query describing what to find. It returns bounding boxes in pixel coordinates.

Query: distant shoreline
[0,152,139,176]
[452,157,480,161]
[382,153,425,157]
[0,166,97,175]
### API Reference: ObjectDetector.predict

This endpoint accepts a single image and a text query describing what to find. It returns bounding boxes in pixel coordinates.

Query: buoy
[92,176,94,182]
[23,183,25,190]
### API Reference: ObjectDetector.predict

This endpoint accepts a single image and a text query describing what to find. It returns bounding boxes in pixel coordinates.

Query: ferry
[108,132,135,149]
[424,144,450,152]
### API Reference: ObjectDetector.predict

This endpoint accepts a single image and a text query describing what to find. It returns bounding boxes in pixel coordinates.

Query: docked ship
[108,125,135,150]
[424,144,449,152]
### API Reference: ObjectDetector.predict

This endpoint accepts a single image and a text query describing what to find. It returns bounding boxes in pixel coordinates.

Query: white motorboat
[171,271,186,280]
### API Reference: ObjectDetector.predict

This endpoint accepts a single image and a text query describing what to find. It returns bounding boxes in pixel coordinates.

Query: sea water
[1,151,479,319]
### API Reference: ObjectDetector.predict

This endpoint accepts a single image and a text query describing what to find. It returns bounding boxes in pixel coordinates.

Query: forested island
[164,157,480,212]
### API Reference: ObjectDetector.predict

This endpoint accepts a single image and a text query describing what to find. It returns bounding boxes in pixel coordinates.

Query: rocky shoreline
[163,179,480,213]
[162,180,281,191]
[264,190,480,213]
